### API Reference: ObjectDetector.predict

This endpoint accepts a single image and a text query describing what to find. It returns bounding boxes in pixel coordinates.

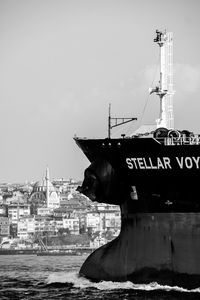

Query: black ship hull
[75,136,200,289]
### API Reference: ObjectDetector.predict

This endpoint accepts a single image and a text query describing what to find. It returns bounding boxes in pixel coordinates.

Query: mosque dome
[30,167,60,211]
[32,178,55,193]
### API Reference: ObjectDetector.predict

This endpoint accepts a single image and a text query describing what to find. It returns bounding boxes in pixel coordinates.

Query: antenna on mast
[150,30,175,129]
[108,103,137,138]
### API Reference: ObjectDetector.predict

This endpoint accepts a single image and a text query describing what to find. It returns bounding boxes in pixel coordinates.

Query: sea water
[0,254,199,300]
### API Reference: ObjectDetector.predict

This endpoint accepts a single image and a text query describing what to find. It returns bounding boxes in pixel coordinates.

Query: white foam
[46,272,200,293]
[46,271,79,284]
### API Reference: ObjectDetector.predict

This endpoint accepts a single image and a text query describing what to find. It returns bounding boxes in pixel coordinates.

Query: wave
[46,271,200,293]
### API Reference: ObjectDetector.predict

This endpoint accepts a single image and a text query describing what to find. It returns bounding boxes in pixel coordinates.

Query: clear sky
[1,0,200,183]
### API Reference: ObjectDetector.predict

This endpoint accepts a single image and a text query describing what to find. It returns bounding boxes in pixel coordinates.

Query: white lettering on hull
[126,156,200,170]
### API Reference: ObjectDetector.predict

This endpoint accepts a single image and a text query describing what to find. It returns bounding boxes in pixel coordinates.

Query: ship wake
[46,271,200,293]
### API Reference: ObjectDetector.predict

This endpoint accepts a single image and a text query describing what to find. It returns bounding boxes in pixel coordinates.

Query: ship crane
[150,30,175,129]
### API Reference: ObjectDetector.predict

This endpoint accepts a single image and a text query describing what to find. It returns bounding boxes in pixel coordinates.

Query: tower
[150,30,175,129]
[45,166,50,208]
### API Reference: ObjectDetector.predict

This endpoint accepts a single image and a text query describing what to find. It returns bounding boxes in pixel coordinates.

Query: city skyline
[1,0,200,182]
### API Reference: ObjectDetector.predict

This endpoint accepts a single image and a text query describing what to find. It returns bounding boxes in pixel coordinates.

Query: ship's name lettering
[126,156,200,170]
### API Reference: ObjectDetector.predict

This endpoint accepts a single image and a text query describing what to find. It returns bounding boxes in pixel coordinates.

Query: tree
[58,228,70,236]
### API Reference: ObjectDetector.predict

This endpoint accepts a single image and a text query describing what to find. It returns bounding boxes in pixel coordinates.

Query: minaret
[45,166,50,208]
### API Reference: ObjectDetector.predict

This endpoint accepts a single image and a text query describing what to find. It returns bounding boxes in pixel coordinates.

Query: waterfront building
[8,204,30,224]
[52,217,63,233]
[104,211,121,229]
[53,207,73,218]
[37,207,53,216]
[52,178,82,194]
[4,191,27,205]
[63,217,79,235]
[78,212,87,234]
[65,179,82,194]
[86,210,121,234]
[17,215,35,239]
[34,215,55,234]
[2,191,25,206]
[0,217,9,237]
[86,212,101,233]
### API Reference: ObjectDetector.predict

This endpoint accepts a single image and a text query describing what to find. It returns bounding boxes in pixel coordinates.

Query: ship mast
[150,30,175,129]
[108,103,137,138]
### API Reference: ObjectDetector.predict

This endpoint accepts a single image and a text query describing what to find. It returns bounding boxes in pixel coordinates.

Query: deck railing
[161,135,200,145]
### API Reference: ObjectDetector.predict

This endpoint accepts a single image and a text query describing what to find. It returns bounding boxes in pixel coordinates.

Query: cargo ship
[74,30,200,289]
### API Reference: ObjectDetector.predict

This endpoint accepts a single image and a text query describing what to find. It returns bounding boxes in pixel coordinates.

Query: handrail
[155,135,200,145]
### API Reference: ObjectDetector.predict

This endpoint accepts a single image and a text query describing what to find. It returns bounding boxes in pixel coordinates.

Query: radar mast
[150,30,175,129]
